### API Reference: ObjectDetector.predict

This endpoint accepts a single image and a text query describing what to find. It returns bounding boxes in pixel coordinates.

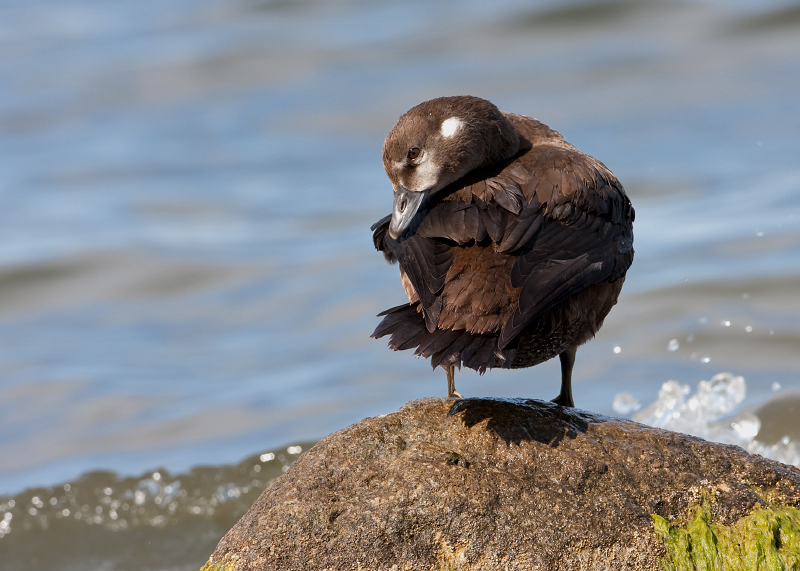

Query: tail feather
[373,303,515,372]
[468,341,498,373]
[458,335,489,368]
[387,322,425,351]
[372,304,415,338]
[417,327,464,358]
[430,330,474,369]
[395,328,428,351]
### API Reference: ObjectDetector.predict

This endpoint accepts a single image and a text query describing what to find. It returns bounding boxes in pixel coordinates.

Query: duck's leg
[552,345,577,407]
[446,365,463,399]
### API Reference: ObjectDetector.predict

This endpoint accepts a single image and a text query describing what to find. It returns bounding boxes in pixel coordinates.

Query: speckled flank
[653,501,800,571]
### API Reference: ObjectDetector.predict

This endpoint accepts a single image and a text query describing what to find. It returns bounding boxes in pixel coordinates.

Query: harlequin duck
[372,96,634,405]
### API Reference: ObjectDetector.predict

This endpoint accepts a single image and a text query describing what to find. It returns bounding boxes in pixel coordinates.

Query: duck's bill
[388,186,426,239]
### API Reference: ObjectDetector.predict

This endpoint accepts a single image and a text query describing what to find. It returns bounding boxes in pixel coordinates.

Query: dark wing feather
[474,197,506,243]
[389,235,452,332]
[500,253,607,348]
[497,161,634,349]
[417,201,487,244]
[371,214,395,263]
[496,198,544,253]
[487,176,524,214]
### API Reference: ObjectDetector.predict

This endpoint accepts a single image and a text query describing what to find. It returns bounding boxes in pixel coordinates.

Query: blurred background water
[1,0,799,568]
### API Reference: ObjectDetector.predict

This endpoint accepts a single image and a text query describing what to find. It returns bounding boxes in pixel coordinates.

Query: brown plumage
[371,96,634,405]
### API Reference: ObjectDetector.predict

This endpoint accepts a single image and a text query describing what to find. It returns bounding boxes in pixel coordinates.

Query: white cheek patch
[440,117,463,138]
[413,159,439,191]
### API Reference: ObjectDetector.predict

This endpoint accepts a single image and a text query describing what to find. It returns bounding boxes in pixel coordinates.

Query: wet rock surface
[202,397,800,571]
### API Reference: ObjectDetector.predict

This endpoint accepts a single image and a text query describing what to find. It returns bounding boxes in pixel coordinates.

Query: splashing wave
[615,373,800,467]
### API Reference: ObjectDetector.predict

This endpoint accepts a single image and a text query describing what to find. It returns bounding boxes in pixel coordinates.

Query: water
[0,442,311,570]
[615,374,800,467]
[1,0,800,569]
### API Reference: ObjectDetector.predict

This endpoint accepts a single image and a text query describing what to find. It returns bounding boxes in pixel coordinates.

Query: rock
[200,397,800,571]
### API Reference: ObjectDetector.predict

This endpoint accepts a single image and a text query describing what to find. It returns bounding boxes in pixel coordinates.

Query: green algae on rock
[199,560,235,571]
[653,502,800,571]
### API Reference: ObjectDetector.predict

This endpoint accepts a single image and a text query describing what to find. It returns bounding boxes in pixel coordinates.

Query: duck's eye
[407,147,421,161]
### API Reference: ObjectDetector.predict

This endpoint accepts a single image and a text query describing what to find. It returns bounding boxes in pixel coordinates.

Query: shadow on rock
[448,396,594,447]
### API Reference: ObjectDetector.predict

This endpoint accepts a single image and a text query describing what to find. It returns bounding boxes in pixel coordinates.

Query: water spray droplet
[613,393,641,415]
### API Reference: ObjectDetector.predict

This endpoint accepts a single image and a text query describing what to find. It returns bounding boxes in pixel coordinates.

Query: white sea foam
[612,393,641,415]
[615,373,800,468]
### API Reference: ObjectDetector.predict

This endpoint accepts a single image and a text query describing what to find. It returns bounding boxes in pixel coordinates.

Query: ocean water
[1,0,799,569]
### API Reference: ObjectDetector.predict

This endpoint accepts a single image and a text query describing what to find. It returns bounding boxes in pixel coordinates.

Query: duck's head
[382,95,520,238]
